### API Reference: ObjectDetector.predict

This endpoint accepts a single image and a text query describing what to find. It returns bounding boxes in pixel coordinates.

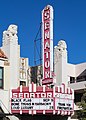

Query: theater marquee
[10,5,74,116]
[10,83,74,115]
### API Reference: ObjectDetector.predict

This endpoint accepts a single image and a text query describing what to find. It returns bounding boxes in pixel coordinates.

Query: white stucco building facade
[0,25,85,120]
[54,40,86,119]
[0,25,30,120]
[54,39,86,91]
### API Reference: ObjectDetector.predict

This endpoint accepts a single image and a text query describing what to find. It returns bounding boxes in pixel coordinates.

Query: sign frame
[42,5,53,85]
[10,83,74,115]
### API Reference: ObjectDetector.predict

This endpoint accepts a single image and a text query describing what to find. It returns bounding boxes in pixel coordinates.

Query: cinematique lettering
[12,92,53,98]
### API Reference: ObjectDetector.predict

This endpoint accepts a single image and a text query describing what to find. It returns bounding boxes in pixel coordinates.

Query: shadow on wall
[18,115,68,120]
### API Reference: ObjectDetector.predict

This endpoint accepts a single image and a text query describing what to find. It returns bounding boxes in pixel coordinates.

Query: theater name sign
[10,83,74,115]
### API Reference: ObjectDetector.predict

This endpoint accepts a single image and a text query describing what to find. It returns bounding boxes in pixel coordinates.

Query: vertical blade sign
[42,5,53,85]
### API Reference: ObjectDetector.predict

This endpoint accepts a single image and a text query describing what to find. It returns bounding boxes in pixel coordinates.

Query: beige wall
[69,81,86,90]
[0,90,9,113]
[75,62,86,77]
[4,65,10,90]
[19,58,29,86]
[67,62,86,77]
[67,63,76,77]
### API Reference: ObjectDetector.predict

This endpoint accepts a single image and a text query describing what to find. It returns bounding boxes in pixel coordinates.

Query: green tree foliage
[77,89,86,120]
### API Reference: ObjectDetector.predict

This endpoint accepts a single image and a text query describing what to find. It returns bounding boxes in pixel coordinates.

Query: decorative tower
[19,58,29,86]
[1,25,20,88]
[54,40,68,86]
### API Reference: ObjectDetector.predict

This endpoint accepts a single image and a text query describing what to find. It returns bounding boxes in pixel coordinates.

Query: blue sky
[0,0,86,66]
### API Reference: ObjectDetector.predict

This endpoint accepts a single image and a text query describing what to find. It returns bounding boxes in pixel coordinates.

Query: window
[0,67,3,89]
[20,81,26,86]
[70,77,75,83]
[76,76,86,82]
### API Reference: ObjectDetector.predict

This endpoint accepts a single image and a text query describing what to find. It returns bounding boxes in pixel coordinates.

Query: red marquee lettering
[44,41,50,49]
[45,22,49,30]
[44,9,50,20]
[45,71,50,78]
[19,93,23,98]
[30,93,35,98]
[45,51,50,58]
[12,92,53,98]
[45,60,50,68]
[44,31,49,39]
